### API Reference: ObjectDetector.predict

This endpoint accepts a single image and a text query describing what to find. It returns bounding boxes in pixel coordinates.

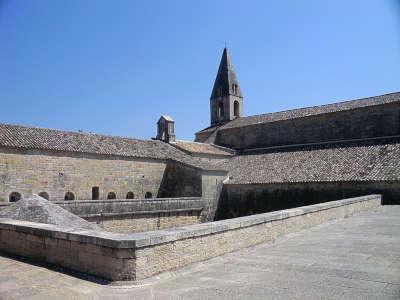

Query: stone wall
[216,103,400,149]
[0,195,381,281]
[200,171,227,222]
[56,197,204,216]
[158,161,202,198]
[93,211,201,233]
[0,197,204,233]
[216,181,398,219]
[0,147,167,202]
[63,197,204,233]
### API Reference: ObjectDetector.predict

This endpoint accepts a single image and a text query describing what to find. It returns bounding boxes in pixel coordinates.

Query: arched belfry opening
[234,101,239,117]
[232,84,238,95]
[210,48,243,125]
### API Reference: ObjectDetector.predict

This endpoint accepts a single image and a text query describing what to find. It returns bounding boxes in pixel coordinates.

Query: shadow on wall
[214,181,399,220]
[157,161,202,198]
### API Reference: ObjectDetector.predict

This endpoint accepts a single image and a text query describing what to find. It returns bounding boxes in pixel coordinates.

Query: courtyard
[0,206,398,299]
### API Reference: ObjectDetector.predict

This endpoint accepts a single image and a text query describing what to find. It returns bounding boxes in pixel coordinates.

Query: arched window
[234,100,239,117]
[218,102,224,120]
[107,192,116,199]
[38,192,49,200]
[64,192,75,201]
[232,84,236,95]
[145,192,153,199]
[9,192,21,202]
[126,191,134,199]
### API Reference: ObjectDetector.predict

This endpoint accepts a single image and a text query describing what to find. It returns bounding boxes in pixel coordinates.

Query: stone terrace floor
[0,206,399,300]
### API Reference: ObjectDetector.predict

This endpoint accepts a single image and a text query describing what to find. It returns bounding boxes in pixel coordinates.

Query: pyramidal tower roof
[210,48,242,99]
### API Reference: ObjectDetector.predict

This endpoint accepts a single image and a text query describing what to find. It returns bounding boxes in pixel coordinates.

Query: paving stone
[0,206,398,299]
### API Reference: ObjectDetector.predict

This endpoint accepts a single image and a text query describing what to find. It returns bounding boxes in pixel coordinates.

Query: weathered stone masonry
[61,197,204,233]
[0,197,205,233]
[215,102,400,150]
[0,147,167,202]
[0,195,381,281]
[217,181,400,219]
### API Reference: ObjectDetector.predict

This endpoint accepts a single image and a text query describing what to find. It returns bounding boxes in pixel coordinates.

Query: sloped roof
[225,141,400,184]
[171,140,235,156]
[158,115,174,122]
[0,123,226,171]
[219,92,400,130]
[0,194,100,230]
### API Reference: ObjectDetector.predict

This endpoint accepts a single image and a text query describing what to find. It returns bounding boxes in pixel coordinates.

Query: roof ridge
[0,121,158,144]
[218,91,400,130]
[176,140,235,152]
[240,91,400,121]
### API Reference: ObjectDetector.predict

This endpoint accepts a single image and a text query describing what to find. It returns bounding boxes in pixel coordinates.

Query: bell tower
[210,48,243,125]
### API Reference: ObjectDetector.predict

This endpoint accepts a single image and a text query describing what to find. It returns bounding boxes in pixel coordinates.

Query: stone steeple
[210,48,243,125]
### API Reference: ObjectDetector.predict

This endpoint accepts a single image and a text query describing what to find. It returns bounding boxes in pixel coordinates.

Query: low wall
[0,195,381,281]
[217,182,400,220]
[57,197,204,215]
[89,210,201,233]
[0,197,204,233]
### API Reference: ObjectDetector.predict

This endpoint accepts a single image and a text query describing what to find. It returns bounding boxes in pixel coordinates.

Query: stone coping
[0,197,203,207]
[0,197,202,205]
[0,195,381,250]
[56,197,202,205]
[81,207,203,219]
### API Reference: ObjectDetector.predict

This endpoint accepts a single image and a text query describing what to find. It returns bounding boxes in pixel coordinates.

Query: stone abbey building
[0,48,399,218]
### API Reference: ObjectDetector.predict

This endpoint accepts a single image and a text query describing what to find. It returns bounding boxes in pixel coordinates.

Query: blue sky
[0,1,399,140]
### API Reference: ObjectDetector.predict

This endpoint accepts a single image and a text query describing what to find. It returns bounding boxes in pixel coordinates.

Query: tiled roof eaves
[0,144,168,161]
[0,123,227,171]
[225,142,400,184]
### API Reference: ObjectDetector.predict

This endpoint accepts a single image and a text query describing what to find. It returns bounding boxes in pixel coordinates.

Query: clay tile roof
[225,142,400,184]
[172,140,235,156]
[220,92,400,130]
[0,123,226,171]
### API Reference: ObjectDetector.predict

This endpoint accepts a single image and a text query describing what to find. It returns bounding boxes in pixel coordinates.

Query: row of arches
[7,191,153,202]
[9,191,49,202]
[68,190,153,201]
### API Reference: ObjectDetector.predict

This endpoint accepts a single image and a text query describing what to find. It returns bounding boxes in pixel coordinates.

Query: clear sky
[0,1,399,140]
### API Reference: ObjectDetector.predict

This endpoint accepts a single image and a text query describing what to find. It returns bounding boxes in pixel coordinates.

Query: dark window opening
[234,100,239,117]
[218,102,224,120]
[64,192,75,201]
[9,192,21,202]
[232,84,237,95]
[92,187,99,200]
[107,192,116,199]
[126,191,134,199]
[38,192,49,200]
[145,192,153,199]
